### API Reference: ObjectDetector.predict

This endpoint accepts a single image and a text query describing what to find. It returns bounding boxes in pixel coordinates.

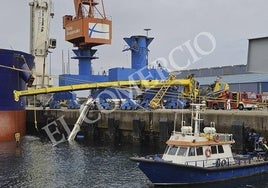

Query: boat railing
[200,132,234,142]
[215,133,233,142]
[234,155,252,165]
[234,154,267,165]
[145,154,165,162]
[185,157,234,168]
[185,155,262,168]
[172,130,194,136]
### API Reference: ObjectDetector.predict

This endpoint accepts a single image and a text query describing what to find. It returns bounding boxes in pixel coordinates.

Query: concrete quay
[26,108,268,143]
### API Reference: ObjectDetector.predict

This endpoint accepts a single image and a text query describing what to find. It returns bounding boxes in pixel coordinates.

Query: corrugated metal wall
[175,65,248,78]
[229,83,258,93]
[224,83,268,93]
[260,82,268,93]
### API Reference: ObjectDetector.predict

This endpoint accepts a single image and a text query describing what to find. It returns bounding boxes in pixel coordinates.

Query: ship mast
[192,104,203,136]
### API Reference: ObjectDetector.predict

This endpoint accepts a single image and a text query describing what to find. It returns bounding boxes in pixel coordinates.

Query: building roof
[195,73,268,85]
[173,64,268,86]
[173,64,247,78]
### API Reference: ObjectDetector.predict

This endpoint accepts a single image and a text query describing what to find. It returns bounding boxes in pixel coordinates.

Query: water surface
[0,136,268,188]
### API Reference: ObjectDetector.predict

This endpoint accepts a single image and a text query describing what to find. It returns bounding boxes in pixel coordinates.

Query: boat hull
[0,110,26,142]
[0,49,34,142]
[131,157,268,185]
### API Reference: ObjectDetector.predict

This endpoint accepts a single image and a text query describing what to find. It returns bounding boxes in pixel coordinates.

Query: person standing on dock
[226,98,231,110]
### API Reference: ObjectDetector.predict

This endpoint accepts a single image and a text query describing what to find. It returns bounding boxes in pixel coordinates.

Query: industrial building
[175,64,268,94]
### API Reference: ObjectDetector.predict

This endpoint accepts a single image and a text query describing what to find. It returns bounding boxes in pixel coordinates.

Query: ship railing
[234,155,252,165]
[185,157,234,168]
[172,131,194,136]
[215,133,233,142]
[234,153,267,165]
[199,133,233,142]
[145,154,164,162]
[185,155,264,168]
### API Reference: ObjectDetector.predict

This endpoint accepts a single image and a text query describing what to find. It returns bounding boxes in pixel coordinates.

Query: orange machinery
[63,0,112,48]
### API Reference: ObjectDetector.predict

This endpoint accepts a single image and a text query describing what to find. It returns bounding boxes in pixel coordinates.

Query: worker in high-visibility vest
[263,141,268,151]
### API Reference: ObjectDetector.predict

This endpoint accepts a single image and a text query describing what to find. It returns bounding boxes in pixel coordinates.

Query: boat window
[211,145,217,154]
[218,145,224,153]
[188,147,195,156]
[168,146,178,155]
[196,146,203,156]
[164,146,169,154]
[177,147,188,156]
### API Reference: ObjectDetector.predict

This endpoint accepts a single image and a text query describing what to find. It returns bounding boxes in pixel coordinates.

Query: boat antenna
[191,103,194,128]
[173,112,177,134]
[181,109,186,127]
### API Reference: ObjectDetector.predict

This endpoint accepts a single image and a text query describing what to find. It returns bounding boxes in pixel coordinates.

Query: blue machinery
[30,1,195,109]
[47,34,194,109]
[59,35,168,84]
[56,35,174,109]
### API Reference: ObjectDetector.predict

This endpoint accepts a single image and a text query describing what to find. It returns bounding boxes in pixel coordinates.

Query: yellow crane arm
[14,78,198,101]
[14,80,138,101]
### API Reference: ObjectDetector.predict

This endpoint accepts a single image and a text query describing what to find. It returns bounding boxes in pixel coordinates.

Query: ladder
[149,74,176,109]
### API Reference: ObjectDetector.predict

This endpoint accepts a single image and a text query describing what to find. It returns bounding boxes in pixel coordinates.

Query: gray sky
[1,0,268,78]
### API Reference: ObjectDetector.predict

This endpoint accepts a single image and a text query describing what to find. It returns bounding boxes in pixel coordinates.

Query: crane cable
[0,63,101,85]
[34,95,38,131]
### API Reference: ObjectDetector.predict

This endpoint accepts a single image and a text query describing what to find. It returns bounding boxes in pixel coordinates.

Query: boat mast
[173,112,177,134]
[193,104,202,136]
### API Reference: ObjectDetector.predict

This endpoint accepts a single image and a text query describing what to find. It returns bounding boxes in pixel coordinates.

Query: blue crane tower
[55,0,169,109]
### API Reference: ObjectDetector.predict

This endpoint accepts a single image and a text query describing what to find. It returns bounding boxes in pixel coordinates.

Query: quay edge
[26,109,268,144]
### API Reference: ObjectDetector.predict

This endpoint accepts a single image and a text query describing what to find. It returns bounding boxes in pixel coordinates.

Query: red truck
[206,91,258,110]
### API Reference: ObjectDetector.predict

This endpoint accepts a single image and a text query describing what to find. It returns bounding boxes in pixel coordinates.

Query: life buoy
[221,159,227,167]
[205,148,211,157]
[214,134,220,142]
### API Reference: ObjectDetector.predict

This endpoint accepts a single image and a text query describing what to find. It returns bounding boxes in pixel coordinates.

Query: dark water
[0,136,268,188]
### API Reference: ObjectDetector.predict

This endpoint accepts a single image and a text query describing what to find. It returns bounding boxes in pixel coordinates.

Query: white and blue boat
[130,104,268,185]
